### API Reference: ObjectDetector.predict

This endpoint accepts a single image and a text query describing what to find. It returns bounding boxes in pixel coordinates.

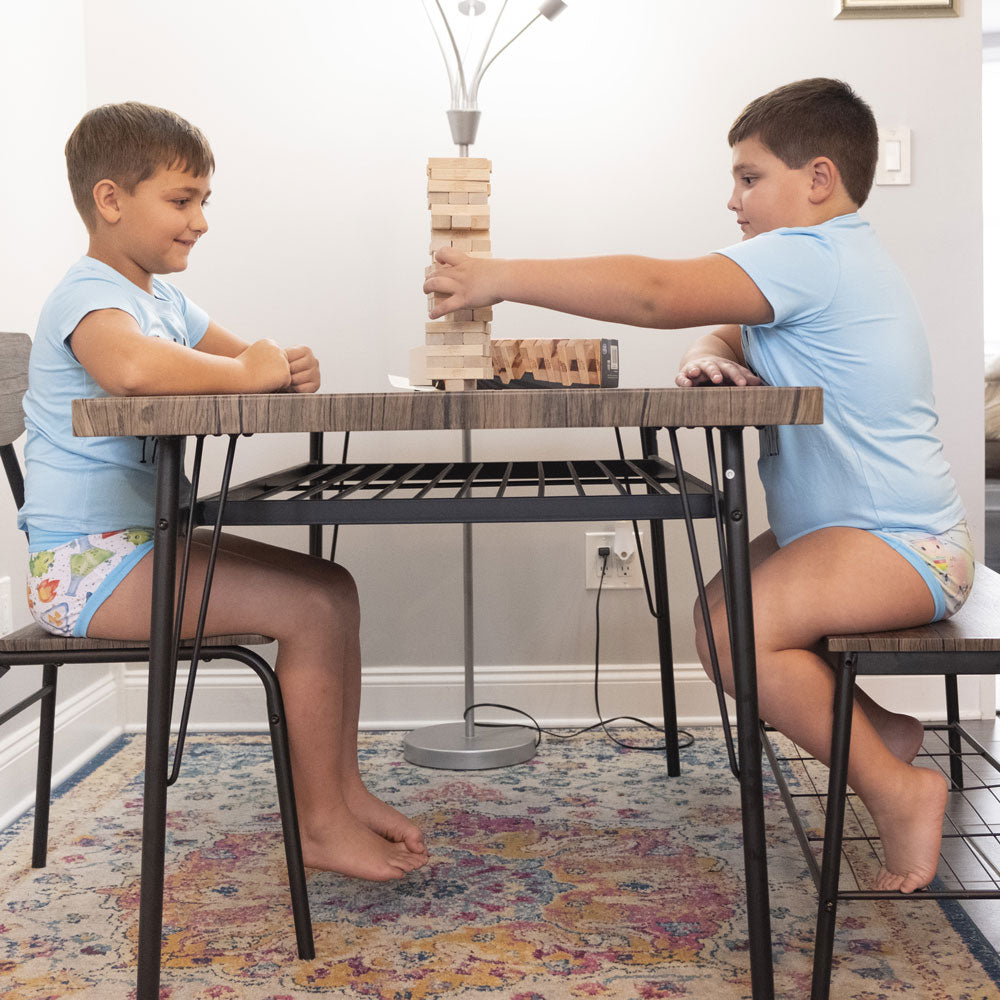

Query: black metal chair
[0,330,314,958]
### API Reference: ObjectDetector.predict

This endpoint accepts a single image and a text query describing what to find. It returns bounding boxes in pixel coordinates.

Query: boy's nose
[727,189,740,213]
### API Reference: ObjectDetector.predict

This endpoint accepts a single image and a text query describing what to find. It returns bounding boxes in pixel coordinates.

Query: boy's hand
[237,339,292,392]
[675,355,762,387]
[424,247,502,319]
[285,345,321,393]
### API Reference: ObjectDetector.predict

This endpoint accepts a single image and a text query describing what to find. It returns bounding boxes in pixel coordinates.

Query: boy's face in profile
[102,165,211,278]
[728,135,815,241]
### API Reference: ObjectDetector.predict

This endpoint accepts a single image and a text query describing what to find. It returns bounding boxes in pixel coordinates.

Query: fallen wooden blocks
[491,339,616,387]
[411,157,494,391]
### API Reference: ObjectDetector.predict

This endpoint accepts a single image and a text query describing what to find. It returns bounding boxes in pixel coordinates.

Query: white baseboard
[121,660,994,732]
[0,670,122,831]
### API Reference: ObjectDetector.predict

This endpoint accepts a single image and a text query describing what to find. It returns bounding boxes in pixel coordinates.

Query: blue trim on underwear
[870,529,947,622]
[73,540,154,638]
[28,528,91,552]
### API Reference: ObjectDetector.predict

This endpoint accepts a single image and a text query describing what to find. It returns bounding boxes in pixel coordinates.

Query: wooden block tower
[411,156,494,391]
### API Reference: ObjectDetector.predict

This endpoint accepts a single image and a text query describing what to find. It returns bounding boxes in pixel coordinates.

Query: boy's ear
[806,157,838,205]
[92,179,123,225]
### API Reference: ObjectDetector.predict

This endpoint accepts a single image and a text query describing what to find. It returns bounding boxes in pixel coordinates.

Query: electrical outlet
[585,531,643,589]
[0,576,12,636]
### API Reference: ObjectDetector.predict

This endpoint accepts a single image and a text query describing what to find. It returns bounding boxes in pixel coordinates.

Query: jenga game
[411,157,494,391]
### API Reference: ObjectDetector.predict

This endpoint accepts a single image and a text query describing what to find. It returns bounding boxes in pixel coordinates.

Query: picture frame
[837,0,958,17]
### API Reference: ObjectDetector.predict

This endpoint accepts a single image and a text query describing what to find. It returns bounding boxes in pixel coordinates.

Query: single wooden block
[462,331,491,345]
[428,365,492,380]
[425,343,491,358]
[444,309,475,322]
[442,378,479,391]
[448,192,470,204]
[426,321,490,334]
[431,213,453,229]
[467,251,493,259]
[426,179,491,194]
[427,167,491,182]
[472,307,493,321]
[471,239,492,252]
[427,157,491,170]
[468,192,488,205]
[430,236,475,252]
[408,346,433,386]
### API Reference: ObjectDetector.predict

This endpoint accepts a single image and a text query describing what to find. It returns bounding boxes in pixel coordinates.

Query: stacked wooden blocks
[491,339,606,386]
[412,157,494,391]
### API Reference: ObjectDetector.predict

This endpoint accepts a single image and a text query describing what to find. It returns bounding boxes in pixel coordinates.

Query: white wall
[0,0,123,828]
[0,0,987,773]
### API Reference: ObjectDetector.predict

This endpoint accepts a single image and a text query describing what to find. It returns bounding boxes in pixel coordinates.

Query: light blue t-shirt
[18,256,209,540]
[715,213,964,546]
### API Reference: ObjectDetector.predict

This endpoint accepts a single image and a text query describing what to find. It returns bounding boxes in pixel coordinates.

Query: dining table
[72,383,823,1000]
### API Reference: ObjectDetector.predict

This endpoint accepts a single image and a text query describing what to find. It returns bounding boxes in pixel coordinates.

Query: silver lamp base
[403,721,536,769]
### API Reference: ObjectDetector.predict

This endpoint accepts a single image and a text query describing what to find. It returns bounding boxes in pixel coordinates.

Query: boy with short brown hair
[425,78,970,893]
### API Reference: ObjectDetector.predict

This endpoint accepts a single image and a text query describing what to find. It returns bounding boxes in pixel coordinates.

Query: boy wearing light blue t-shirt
[423,78,964,895]
[20,101,428,881]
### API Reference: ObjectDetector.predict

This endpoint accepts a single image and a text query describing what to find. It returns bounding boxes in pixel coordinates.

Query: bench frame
[762,563,1000,1000]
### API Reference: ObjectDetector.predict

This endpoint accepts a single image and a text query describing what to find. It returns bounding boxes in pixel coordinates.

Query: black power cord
[464,543,694,754]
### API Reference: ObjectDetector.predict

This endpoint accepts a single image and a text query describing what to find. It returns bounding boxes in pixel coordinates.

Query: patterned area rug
[2,729,999,999]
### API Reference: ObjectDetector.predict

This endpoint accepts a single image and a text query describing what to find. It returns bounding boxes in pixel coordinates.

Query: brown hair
[728,78,878,207]
[65,101,214,230]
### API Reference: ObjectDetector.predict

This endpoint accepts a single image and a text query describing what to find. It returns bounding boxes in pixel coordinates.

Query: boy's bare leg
[86,534,428,880]
[705,530,925,764]
[206,533,427,856]
[697,526,947,893]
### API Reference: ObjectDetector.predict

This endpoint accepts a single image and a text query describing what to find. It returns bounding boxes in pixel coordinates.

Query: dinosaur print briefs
[27,528,154,637]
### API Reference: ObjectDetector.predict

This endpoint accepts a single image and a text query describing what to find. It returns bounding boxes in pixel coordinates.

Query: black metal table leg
[640,427,680,777]
[136,436,182,1000]
[811,652,857,1000]
[720,427,774,1000]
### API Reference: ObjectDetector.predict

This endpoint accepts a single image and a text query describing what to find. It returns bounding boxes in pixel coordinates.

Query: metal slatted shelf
[196,456,719,526]
[764,727,1000,899]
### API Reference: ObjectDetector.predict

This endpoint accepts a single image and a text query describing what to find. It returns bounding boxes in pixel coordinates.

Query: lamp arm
[468,0,510,98]
[470,12,541,103]
[421,0,459,106]
[433,0,470,106]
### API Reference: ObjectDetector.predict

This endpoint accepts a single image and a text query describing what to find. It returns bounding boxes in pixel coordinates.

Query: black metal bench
[763,562,1000,1000]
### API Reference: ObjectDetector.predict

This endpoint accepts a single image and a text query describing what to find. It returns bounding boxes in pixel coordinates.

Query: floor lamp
[403,0,567,769]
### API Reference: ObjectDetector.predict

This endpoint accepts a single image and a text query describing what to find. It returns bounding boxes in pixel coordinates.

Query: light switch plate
[875,126,911,186]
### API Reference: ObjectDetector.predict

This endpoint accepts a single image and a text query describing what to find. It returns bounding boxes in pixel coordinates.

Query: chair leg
[224,648,314,960]
[31,663,59,869]
[811,653,857,1000]
[944,675,964,790]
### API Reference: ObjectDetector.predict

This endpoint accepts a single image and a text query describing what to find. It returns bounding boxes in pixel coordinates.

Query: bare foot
[345,783,428,857]
[876,712,925,764]
[867,765,948,893]
[300,810,429,880]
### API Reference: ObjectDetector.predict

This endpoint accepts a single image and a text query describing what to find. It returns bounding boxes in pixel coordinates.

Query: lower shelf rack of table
[195,456,720,526]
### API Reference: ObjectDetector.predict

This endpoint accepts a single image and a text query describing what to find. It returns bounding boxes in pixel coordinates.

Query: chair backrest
[0,332,31,511]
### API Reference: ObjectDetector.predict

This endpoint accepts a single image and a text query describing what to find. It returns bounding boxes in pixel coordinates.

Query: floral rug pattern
[1,730,999,999]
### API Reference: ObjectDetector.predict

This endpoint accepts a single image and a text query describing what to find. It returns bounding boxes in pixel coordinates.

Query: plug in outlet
[585,530,643,589]
[0,576,12,636]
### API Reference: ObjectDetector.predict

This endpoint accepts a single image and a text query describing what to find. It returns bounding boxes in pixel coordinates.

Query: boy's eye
[173,198,189,206]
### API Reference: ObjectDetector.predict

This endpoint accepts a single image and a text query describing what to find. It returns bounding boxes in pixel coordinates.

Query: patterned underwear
[871,519,975,622]
[26,528,154,637]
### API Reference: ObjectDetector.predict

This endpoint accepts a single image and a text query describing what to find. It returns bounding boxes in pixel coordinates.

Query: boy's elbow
[102,359,151,396]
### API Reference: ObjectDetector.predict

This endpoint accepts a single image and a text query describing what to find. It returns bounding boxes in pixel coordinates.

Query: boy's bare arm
[425,250,774,330]
[70,309,291,395]
[196,320,321,393]
[675,324,762,387]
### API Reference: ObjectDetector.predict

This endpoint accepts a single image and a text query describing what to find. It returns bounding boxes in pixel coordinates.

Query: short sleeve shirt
[714,213,964,545]
[18,256,209,537]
